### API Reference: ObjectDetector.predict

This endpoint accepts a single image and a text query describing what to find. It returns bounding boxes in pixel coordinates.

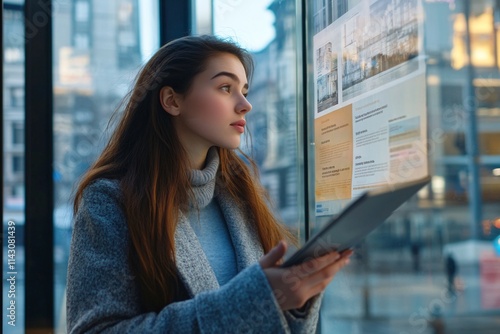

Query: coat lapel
[216,187,264,271]
[174,212,219,297]
[173,187,264,298]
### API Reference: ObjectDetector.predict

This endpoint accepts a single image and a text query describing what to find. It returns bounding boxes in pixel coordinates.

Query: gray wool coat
[66,179,322,333]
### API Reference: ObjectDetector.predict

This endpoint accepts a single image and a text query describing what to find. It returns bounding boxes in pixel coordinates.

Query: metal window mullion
[159,0,192,45]
[1,0,4,282]
[299,0,311,242]
[24,0,54,330]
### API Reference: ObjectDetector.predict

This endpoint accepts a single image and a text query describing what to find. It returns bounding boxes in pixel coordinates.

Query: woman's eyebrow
[211,71,249,89]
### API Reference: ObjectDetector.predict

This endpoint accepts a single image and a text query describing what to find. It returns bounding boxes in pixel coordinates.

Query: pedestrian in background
[445,253,458,294]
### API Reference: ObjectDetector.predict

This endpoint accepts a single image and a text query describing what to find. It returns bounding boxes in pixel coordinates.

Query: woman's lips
[230,120,246,133]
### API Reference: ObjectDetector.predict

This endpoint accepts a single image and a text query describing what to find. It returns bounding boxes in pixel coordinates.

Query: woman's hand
[259,240,353,311]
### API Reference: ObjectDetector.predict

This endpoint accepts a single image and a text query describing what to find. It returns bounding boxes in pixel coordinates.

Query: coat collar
[174,186,264,298]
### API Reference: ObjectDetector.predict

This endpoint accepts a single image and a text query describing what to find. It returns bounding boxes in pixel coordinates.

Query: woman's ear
[160,86,182,116]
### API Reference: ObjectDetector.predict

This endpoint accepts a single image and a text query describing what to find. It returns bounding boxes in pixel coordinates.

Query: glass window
[205,1,496,331]
[211,0,305,240]
[52,0,159,330]
[193,0,212,35]
[307,0,500,332]
[3,3,26,333]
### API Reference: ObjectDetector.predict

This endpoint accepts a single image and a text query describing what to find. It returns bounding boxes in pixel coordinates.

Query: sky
[139,0,276,59]
[213,0,276,52]
[139,0,160,61]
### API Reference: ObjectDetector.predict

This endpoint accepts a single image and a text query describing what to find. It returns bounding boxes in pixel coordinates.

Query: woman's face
[173,53,252,155]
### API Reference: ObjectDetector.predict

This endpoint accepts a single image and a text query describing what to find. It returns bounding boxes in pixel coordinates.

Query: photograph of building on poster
[316,42,339,112]
[342,0,420,100]
[312,0,361,34]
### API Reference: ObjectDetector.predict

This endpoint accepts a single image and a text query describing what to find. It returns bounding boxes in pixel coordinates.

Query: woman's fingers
[305,254,352,288]
[286,250,353,292]
[261,248,354,311]
[290,249,353,279]
[259,240,287,269]
[288,252,339,279]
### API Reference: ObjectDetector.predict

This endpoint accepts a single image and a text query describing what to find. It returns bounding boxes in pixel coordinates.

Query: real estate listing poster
[313,0,428,216]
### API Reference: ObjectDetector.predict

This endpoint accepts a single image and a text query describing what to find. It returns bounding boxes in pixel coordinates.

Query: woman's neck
[185,143,218,170]
[187,148,209,170]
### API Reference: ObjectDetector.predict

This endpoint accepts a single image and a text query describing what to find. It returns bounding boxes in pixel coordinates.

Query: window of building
[74,33,89,50]
[11,184,25,198]
[12,155,24,173]
[12,122,24,145]
[117,0,141,68]
[75,0,90,22]
[9,86,24,108]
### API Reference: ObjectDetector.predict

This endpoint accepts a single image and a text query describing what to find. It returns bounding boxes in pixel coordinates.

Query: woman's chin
[218,140,241,150]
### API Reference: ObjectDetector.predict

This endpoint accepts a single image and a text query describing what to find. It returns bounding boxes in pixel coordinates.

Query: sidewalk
[320,263,500,333]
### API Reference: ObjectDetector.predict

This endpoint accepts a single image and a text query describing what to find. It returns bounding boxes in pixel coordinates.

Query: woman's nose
[237,97,252,114]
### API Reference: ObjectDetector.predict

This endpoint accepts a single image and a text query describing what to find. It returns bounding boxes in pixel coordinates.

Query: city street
[321,262,500,333]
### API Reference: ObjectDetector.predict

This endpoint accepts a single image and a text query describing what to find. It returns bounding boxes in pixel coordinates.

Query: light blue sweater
[186,148,238,286]
[187,199,238,286]
[66,148,322,333]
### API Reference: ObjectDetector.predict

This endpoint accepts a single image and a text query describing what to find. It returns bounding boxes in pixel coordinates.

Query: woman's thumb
[259,240,287,268]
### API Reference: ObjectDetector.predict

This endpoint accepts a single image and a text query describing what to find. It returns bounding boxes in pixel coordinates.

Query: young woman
[66,35,353,333]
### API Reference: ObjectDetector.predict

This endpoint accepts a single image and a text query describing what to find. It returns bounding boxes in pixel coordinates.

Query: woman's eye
[221,85,230,93]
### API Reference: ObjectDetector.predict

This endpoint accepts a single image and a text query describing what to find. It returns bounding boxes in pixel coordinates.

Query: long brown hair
[73,35,296,311]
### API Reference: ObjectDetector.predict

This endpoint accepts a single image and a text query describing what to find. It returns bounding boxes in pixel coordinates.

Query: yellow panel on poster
[314,104,353,201]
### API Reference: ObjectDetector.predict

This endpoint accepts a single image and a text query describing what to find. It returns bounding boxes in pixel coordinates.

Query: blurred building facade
[4,2,25,228]
[3,0,142,232]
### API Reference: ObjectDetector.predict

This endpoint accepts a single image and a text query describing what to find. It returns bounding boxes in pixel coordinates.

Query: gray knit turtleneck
[189,147,220,209]
[187,147,238,286]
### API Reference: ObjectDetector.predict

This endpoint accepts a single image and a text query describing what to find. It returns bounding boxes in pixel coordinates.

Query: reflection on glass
[52,0,159,331]
[451,3,496,69]
[3,2,25,333]
[310,0,500,332]
[212,0,303,236]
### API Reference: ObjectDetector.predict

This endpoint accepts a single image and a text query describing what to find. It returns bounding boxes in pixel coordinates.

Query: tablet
[282,177,430,267]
